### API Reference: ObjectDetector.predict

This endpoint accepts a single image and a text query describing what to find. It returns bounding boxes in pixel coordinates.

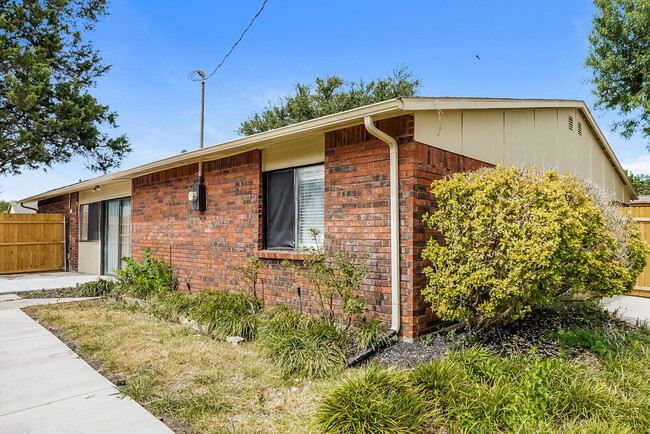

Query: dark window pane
[87,202,100,241]
[265,170,295,249]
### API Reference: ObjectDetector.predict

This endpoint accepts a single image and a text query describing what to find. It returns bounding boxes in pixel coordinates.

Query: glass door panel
[103,200,121,274]
[120,199,131,268]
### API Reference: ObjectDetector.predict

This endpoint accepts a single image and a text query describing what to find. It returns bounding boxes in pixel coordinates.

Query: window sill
[254,250,309,261]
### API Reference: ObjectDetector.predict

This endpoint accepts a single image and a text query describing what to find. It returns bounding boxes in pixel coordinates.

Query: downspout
[364,116,400,336]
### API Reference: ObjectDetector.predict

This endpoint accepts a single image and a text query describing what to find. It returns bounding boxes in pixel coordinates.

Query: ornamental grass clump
[74,278,118,297]
[258,306,347,379]
[406,346,650,432]
[422,165,647,333]
[315,364,429,434]
[188,291,260,341]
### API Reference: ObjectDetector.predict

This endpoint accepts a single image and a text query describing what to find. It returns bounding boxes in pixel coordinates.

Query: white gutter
[364,116,400,335]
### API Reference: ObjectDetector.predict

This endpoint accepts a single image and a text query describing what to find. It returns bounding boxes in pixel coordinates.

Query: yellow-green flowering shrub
[422,165,647,332]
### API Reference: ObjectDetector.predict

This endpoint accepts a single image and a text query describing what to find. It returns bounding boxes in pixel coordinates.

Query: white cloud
[621,153,650,175]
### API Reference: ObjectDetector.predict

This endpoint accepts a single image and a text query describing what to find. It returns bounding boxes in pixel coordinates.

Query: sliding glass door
[102,198,131,274]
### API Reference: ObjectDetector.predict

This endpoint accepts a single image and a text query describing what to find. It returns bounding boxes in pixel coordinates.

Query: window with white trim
[263,164,324,250]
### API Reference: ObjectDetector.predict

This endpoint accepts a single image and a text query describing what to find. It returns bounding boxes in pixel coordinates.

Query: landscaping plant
[236,255,266,306]
[258,306,348,379]
[188,291,260,340]
[74,278,118,297]
[315,364,429,434]
[146,290,260,341]
[287,228,369,327]
[422,165,647,332]
[352,318,391,352]
[116,248,176,299]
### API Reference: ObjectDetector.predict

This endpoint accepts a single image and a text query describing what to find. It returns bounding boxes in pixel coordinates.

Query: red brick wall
[131,151,262,292]
[323,116,492,338]
[401,142,493,336]
[38,192,79,271]
[324,116,413,333]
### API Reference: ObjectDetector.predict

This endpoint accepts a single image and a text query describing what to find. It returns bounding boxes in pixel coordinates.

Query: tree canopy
[586,0,650,142]
[0,0,130,176]
[627,170,650,195]
[237,67,421,135]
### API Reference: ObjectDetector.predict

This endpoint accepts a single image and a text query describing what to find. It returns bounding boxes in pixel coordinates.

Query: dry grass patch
[26,300,332,433]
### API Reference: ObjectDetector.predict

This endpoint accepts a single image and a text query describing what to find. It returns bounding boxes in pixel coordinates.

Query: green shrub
[259,306,347,379]
[188,291,260,340]
[146,291,194,321]
[406,346,650,432]
[352,318,391,352]
[316,364,429,434]
[287,229,369,326]
[116,248,176,299]
[235,255,266,305]
[554,328,611,356]
[74,278,118,297]
[422,165,648,332]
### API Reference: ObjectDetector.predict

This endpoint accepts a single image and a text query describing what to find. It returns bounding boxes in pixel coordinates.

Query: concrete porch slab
[0,272,103,294]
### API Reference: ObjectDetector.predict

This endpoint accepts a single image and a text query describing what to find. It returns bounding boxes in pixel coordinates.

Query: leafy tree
[238,66,421,135]
[585,0,650,142]
[626,169,650,195]
[0,200,9,213]
[422,165,647,333]
[0,0,130,175]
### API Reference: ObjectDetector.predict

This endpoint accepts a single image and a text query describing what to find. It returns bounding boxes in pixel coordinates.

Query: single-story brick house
[20,97,636,339]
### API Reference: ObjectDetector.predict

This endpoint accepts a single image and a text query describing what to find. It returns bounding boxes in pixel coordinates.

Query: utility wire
[188,0,269,82]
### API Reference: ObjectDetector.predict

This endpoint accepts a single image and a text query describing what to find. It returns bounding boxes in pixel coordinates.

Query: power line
[188,0,269,82]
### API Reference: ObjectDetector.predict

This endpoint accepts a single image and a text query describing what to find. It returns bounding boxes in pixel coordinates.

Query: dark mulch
[374,300,627,367]
[375,336,452,368]
[474,301,625,358]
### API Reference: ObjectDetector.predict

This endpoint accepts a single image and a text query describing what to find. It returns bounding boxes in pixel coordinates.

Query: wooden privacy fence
[0,213,65,274]
[628,205,650,297]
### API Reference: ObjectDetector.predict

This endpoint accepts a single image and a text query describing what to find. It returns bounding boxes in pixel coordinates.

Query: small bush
[75,278,118,297]
[352,319,391,352]
[422,165,648,332]
[147,291,194,321]
[316,364,429,434]
[116,248,176,299]
[554,328,611,356]
[259,306,347,379]
[188,291,260,340]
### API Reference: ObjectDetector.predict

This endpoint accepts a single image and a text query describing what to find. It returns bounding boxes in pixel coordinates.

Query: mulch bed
[374,301,629,368]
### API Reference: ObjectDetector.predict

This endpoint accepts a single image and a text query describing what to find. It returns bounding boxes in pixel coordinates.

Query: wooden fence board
[626,206,650,297]
[0,213,65,274]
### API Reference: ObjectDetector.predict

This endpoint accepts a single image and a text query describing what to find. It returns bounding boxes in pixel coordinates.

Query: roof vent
[568,115,574,131]
[577,121,583,136]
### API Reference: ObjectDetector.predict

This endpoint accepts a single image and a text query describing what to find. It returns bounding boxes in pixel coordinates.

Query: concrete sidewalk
[0,308,172,433]
[0,272,103,294]
[602,295,650,326]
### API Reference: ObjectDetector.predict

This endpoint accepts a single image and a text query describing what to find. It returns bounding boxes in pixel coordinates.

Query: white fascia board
[20,99,405,203]
[401,97,585,111]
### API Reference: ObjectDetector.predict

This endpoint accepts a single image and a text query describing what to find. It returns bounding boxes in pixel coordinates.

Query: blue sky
[3,0,649,201]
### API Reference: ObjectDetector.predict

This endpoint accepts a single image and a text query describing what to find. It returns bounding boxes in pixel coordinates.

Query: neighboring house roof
[19,97,635,202]
[8,201,37,213]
